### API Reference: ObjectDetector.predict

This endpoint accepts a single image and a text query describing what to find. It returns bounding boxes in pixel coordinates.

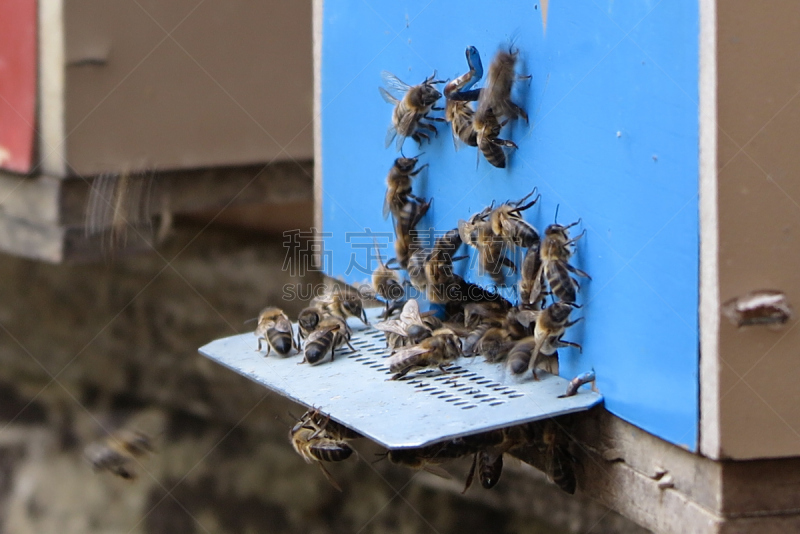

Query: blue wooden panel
[320,0,699,449]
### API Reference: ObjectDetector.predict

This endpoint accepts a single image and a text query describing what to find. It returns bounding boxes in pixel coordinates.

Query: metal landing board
[198,315,603,449]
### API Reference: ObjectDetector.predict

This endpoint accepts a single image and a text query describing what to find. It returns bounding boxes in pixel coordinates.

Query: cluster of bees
[290,408,577,495]
[380,45,528,168]
[247,43,594,495]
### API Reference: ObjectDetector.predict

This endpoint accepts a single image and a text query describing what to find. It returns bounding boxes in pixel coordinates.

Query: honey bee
[380,71,445,151]
[444,46,484,149]
[297,307,323,340]
[372,239,404,308]
[386,448,453,479]
[473,109,518,168]
[539,220,590,303]
[254,307,296,356]
[538,420,577,494]
[475,327,515,362]
[489,189,540,248]
[383,156,428,220]
[394,197,431,269]
[424,229,466,303]
[388,328,462,379]
[375,299,436,349]
[302,315,355,365]
[84,429,155,480]
[476,46,529,125]
[463,450,504,492]
[290,411,354,491]
[507,302,582,378]
[314,286,369,325]
[519,243,545,308]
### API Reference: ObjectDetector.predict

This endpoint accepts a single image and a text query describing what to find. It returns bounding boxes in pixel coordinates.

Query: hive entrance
[199,311,602,449]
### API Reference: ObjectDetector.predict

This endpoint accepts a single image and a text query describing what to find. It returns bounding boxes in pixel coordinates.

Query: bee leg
[409,163,429,176]
[511,102,529,123]
[431,106,445,111]
[462,453,478,494]
[564,317,584,328]
[256,338,262,351]
[389,368,411,381]
[557,340,582,353]
[501,256,517,274]
[565,263,591,280]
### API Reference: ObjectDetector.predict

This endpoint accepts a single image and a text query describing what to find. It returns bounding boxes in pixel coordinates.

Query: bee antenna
[243,317,258,325]
[554,205,560,224]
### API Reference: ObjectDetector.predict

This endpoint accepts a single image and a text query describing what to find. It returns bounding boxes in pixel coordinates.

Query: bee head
[547,302,574,323]
[394,157,418,173]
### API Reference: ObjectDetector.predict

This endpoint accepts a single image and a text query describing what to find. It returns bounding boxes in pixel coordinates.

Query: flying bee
[383,156,428,220]
[371,239,404,309]
[540,219,590,303]
[253,307,296,356]
[380,71,445,151]
[314,286,369,325]
[290,412,353,491]
[84,429,155,480]
[302,315,355,365]
[394,197,431,269]
[476,46,529,125]
[388,328,462,379]
[490,189,540,248]
[507,302,582,378]
[519,243,545,308]
[444,46,484,149]
[473,108,518,168]
[297,307,324,340]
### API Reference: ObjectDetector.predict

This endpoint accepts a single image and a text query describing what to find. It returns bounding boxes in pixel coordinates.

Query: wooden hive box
[314,0,800,531]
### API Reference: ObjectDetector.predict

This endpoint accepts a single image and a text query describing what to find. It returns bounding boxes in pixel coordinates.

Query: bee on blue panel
[379,72,446,151]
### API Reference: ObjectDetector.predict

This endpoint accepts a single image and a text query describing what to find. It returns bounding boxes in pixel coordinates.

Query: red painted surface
[0,1,37,173]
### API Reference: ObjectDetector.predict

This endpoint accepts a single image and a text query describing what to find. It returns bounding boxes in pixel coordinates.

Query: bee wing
[388,345,430,366]
[382,191,392,220]
[399,299,423,326]
[379,86,399,104]
[381,71,412,95]
[515,310,539,328]
[395,131,407,152]
[422,463,453,480]
[374,320,407,337]
[385,125,398,149]
[307,323,340,343]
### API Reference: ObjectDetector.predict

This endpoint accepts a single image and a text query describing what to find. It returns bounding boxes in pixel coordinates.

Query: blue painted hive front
[319,0,699,449]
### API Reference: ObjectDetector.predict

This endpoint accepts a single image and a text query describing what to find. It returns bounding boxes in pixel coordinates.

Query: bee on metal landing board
[383,156,428,221]
[444,46,484,149]
[302,315,355,365]
[507,302,582,379]
[388,328,462,379]
[84,429,155,480]
[253,307,296,356]
[297,307,324,340]
[489,188,540,248]
[290,411,354,491]
[375,299,439,349]
[380,71,445,151]
[314,286,369,326]
[539,219,591,303]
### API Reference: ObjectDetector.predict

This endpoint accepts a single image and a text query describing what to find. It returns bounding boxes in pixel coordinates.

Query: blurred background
[0,1,648,532]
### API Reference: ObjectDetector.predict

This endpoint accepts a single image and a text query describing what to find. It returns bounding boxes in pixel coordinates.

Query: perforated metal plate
[199,313,602,449]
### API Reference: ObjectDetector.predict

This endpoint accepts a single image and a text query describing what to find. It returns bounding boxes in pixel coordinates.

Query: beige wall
[713,0,800,459]
[60,0,313,176]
